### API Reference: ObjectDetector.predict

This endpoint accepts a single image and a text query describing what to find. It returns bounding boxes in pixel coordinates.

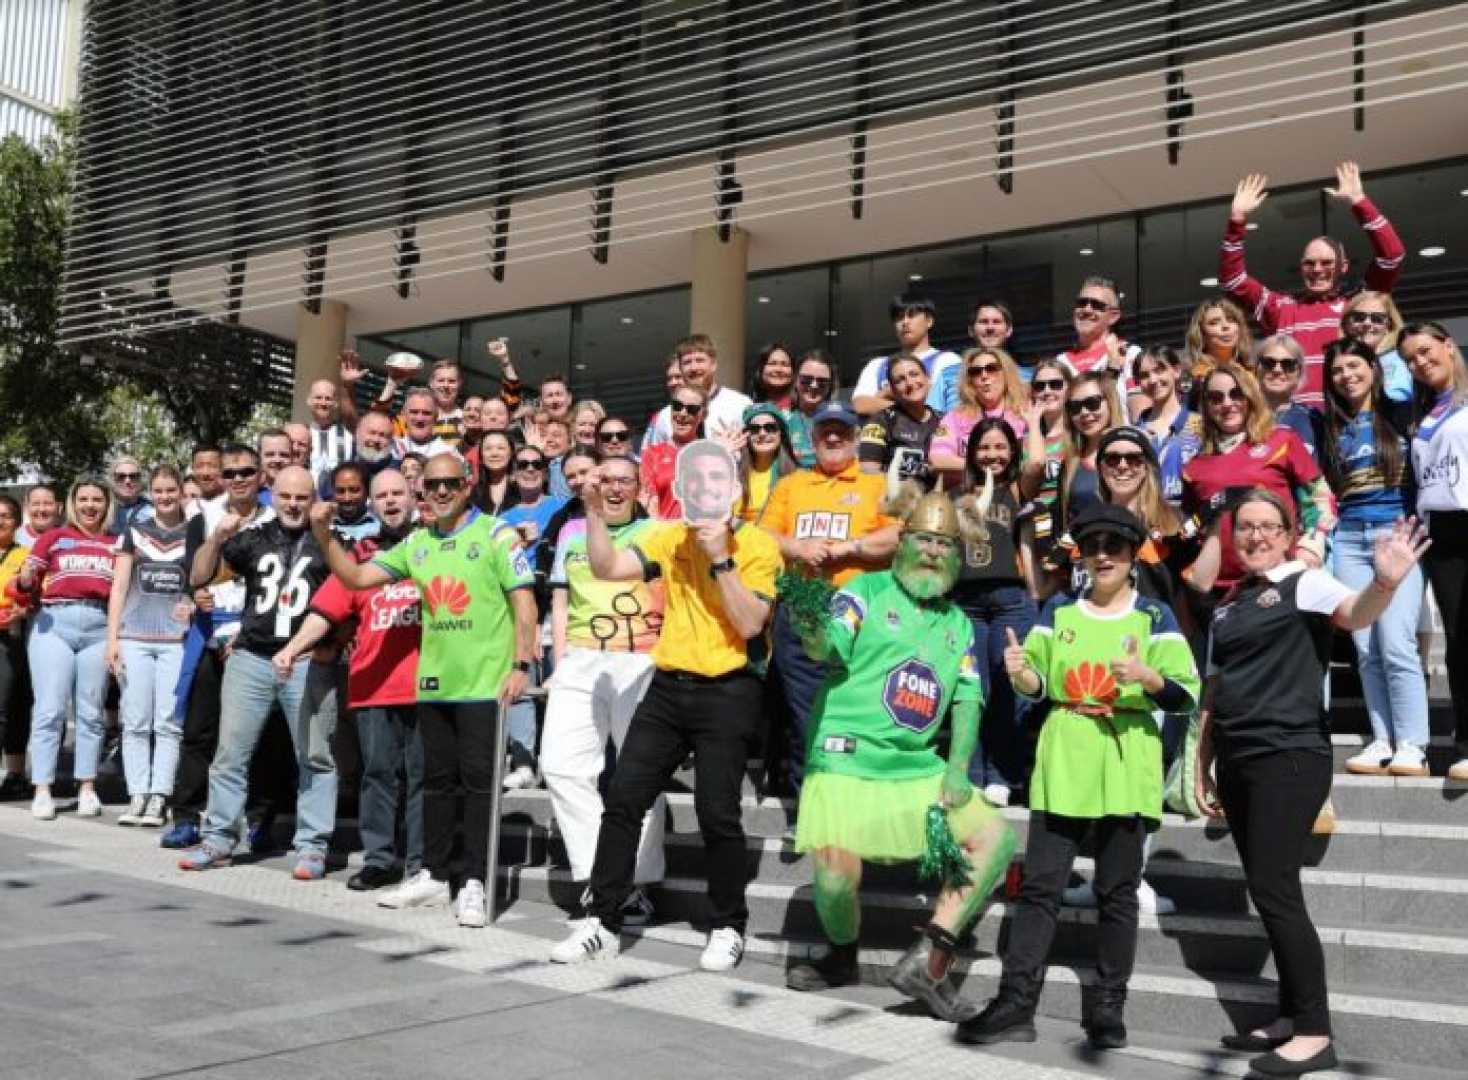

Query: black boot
[786,940,859,991]
[955,975,1040,1045]
[1085,986,1127,1050]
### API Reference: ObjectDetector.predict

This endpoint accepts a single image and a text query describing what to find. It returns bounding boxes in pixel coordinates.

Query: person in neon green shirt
[313,452,537,929]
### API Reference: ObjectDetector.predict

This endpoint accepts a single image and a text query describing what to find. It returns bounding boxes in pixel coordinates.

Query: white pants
[541,648,665,883]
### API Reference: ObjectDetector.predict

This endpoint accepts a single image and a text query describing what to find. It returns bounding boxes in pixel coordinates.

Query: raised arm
[1325,161,1405,293]
[701,521,772,641]
[190,513,242,587]
[308,504,394,591]
[583,477,644,581]
[1331,517,1429,631]
[1219,172,1277,328]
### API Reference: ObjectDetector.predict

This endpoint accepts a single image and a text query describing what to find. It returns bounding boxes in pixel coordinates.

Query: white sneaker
[31,791,56,820]
[502,765,538,791]
[456,879,487,928]
[117,795,147,826]
[1062,880,1097,908]
[699,927,745,972]
[76,789,102,817]
[377,869,450,909]
[550,917,621,964]
[1138,880,1177,916]
[140,795,167,827]
[1387,743,1429,777]
[1345,739,1393,775]
[982,783,1011,807]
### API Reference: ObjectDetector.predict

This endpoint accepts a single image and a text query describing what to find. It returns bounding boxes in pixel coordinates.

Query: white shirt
[641,385,754,449]
[393,434,460,461]
[1412,397,1468,515]
[309,422,354,486]
[853,348,960,412]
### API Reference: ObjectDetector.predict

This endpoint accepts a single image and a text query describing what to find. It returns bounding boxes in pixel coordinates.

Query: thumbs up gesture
[1110,634,1148,685]
[1002,626,1028,679]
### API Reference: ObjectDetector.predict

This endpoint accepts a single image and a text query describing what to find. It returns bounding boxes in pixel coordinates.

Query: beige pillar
[292,299,347,420]
[690,226,749,392]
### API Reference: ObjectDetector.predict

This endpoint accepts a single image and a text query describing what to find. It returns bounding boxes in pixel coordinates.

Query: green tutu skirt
[794,771,1003,863]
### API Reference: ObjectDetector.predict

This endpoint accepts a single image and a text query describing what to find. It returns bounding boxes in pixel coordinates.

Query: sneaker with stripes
[550,917,620,964]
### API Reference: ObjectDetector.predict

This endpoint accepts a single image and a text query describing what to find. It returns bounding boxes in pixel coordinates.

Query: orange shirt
[763,461,897,586]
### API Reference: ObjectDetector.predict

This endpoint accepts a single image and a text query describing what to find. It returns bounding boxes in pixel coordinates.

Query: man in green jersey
[312,452,537,928]
[784,488,1016,1021]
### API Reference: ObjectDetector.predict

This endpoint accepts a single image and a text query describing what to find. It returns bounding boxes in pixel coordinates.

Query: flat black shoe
[348,866,401,892]
[1249,1044,1339,1076]
[955,996,1038,1045]
[1221,1031,1291,1053]
[786,942,859,992]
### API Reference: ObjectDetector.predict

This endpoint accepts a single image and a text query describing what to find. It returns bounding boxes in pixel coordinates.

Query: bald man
[182,465,341,879]
[307,377,354,486]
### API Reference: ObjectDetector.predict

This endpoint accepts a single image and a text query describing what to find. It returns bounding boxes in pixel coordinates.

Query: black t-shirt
[220,519,331,657]
[954,486,1023,590]
[858,406,943,483]
[1206,565,1351,760]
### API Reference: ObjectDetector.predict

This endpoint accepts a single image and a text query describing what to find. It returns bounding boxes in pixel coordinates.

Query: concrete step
[498,861,1468,999]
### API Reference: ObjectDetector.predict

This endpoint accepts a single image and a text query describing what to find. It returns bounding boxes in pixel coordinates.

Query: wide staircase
[497,689,1468,1074]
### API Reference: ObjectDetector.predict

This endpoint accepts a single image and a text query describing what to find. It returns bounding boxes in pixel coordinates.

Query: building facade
[60,1,1468,422]
[1,0,82,145]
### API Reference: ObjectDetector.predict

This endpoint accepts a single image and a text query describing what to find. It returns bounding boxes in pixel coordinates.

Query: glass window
[747,267,831,394]
[463,307,574,402]
[575,287,690,431]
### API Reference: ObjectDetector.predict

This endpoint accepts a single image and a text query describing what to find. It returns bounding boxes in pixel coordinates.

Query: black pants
[418,700,499,884]
[589,669,760,933]
[1424,510,1468,756]
[1217,747,1332,1036]
[1001,812,1146,995]
[0,631,31,756]
[173,647,296,824]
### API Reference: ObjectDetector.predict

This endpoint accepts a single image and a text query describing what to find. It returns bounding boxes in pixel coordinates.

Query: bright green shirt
[372,510,532,703]
[807,570,983,780]
[549,516,664,653]
[1020,592,1200,821]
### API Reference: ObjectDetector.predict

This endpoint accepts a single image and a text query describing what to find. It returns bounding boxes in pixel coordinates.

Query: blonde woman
[928,347,1028,486]
[1185,298,1254,387]
[571,400,607,453]
[1341,291,1411,403]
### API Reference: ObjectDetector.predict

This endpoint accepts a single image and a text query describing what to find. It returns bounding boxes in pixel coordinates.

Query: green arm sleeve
[946,698,981,778]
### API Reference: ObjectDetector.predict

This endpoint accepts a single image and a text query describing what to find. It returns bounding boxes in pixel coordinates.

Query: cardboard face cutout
[674,439,740,524]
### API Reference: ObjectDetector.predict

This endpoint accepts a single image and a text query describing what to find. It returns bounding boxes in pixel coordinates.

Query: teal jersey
[372,509,532,702]
[807,570,983,780]
[1021,591,1200,821]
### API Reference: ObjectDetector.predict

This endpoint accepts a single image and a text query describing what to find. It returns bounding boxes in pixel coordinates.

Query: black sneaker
[786,941,859,992]
[955,993,1038,1045]
[348,865,402,892]
[0,773,31,801]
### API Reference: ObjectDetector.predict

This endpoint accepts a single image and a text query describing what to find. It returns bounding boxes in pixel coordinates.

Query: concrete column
[690,226,749,392]
[292,300,347,420]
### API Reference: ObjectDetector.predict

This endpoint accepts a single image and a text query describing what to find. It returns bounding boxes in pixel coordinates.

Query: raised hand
[214,511,243,540]
[1231,173,1269,219]
[308,501,337,536]
[694,520,731,562]
[1003,626,1028,679]
[1325,160,1366,205]
[1372,516,1431,590]
[339,349,364,385]
[580,472,607,516]
[486,337,511,367]
[1110,634,1148,685]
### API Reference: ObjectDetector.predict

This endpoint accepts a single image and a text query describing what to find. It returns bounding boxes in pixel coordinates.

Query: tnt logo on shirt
[794,511,851,541]
[883,659,942,733]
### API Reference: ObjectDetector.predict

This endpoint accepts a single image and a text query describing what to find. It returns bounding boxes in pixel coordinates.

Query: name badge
[822,735,857,755]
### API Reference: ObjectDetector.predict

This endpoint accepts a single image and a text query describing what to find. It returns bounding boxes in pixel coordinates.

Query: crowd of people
[2,162,1466,1076]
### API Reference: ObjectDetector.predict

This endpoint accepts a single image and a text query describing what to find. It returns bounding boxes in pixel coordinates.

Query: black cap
[1097,425,1159,465]
[1069,502,1147,547]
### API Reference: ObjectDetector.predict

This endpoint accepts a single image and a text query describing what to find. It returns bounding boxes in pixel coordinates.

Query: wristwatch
[513,660,533,673]
[709,557,736,577]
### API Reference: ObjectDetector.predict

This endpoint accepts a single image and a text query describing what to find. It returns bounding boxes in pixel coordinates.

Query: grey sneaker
[117,795,148,826]
[887,936,979,1022]
[140,795,167,827]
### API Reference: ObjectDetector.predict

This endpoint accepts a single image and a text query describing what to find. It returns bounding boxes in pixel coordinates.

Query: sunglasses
[514,459,545,470]
[746,421,781,436]
[1348,310,1390,327]
[1079,534,1131,558]
[967,362,1002,378]
[798,375,832,389]
[1100,450,1148,470]
[1074,296,1113,313]
[670,400,703,416]
[220,467,258,480]
[1257,356,1299,374]
[1066,394,1107,416]
[423,476,466,493]
[598,430,630,442]
[113,471,141,482]
[1032,377,1067,394]
[1206,386,1249,407]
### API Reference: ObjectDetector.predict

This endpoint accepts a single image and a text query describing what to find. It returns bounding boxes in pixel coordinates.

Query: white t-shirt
[1412,397,1468,515]
[641,384,754,449]
[393,434,460,461]
[1056,340,1143,399]
[1205,561,1352,675]
[853,347,961,411]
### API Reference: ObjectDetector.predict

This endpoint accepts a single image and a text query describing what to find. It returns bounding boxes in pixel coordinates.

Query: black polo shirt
[1205,562,1351,760]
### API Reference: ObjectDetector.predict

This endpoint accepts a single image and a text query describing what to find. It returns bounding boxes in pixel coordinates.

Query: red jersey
[24,527,118,604]
[1219,196,1403,409]
[308,549,421,709]
[641,441,683,520]
[1181,427,1321,590]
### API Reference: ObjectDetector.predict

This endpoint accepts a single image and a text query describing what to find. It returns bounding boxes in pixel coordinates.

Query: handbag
[1163,710,1204,819]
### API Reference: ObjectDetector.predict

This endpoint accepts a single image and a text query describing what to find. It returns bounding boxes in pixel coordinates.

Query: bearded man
[782,487,1016,1021]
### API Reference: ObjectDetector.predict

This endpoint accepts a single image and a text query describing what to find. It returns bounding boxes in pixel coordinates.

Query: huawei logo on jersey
[422,575,471,616]
[1063,662,1119,715]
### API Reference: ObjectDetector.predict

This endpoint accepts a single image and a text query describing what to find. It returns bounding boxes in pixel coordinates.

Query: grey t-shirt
[118,519,191,641]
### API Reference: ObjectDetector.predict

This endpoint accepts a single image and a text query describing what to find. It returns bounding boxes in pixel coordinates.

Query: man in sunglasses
[1058,277,1145,417]
[852,295,962,417]
[1222,161,1405,409]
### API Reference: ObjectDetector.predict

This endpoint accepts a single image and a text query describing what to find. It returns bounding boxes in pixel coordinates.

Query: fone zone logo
[883,659,942,732]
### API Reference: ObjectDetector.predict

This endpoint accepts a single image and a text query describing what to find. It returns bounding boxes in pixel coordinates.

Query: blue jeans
[505,661,540,769]
[118,639,185,796]
[954,582,1037,790]
[27,603,109,786]
[203,650,339,854]
[356,705,424,873]
[1333,520,1429,748]
[772,603,827,789]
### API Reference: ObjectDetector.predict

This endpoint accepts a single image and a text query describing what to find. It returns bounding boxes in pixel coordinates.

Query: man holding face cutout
[551,440,782,973]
